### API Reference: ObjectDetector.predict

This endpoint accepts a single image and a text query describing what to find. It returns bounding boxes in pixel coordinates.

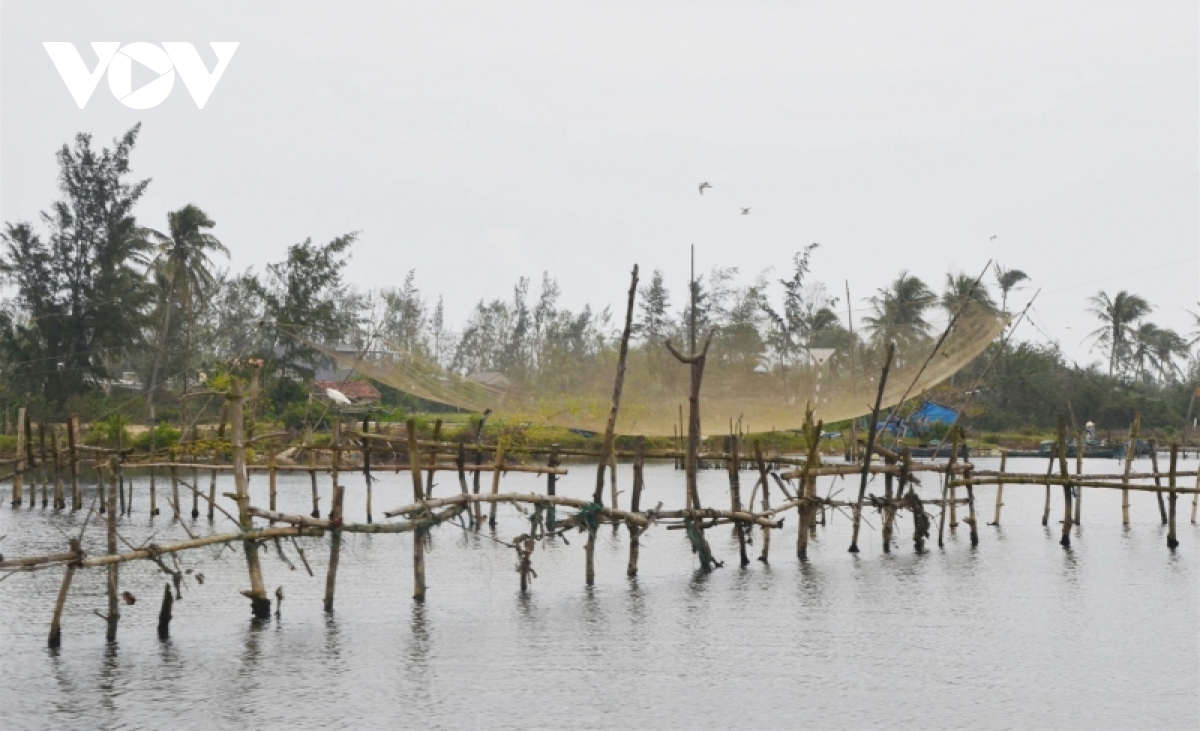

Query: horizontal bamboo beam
[250,504,467,533]
[79,527,324,567]
[950,475,1200,494]
[383,493,651,526]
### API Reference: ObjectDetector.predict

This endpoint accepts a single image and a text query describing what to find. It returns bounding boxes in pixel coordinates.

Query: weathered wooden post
[627,436,646,577]
[231,381,271,619]
[488,442,504,530]
[665,331,717,572]
[1073,431,1083,525]
[47,538,81,648]
[68,415,80,511]
[586,264,638,584]
[1056,415,1073,548]
[992,452,1008,526]
[52,427,64,510]
[851,343,894,553]
[39,422,48,507]
[191,463,200,519]
[798,421,823,560]
[1041,448,1054,528]
[23,411,34,506]
[207,469,217,522]
[546,444,560,530]
[426,418,441,498]
[1167,443,1178,550]
[753,440,772,563]
[938,425,961,548]
[268,448,278,514]
[12,406,25,507]
[105,457,120,641]
[1121,413,1141,526]
[324,427,346,612]
[157,583,174,640]
[406,417,427,601]
[881,454,896,553]
[1149,441,1168,525]
[361,414,371,523]
[727,434,749,567]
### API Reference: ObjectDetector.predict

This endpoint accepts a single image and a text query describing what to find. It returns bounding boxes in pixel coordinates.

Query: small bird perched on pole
[699,182,712,195]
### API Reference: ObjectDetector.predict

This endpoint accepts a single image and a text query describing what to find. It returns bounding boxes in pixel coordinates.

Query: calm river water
[1,455,1197,730]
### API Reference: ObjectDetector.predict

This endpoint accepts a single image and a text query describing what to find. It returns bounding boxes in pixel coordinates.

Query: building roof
[312,380,381,402]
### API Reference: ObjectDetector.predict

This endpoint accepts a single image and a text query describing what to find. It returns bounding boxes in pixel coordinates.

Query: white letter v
[43,42,120,109]
[163,42,240,109]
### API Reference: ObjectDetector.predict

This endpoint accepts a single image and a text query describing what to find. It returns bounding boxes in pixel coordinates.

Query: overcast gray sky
[3,1,1197,366]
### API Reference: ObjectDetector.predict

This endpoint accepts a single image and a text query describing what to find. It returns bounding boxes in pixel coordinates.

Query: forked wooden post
[850,343,894,553]
[406,418,427,601]
[665,331,717,572]
[231,382,271,619]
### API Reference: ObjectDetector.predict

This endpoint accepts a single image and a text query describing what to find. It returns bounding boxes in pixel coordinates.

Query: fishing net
[298,301,1007,436]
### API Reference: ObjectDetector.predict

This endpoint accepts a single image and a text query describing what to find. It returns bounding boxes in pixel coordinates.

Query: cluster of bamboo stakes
[3,266,1198,650]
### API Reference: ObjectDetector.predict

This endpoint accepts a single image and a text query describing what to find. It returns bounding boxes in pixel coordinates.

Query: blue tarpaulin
[911,400,959,425]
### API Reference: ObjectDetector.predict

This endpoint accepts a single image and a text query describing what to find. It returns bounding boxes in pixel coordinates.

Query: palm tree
[941,273,997,317]
[862,272,936,351]
[993,264,1029,314]
[1086,290,1153,377]
[144,205,229,423]
[1140,325,1189,383]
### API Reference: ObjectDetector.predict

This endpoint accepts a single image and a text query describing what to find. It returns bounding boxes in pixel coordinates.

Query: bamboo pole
[190,463,200,519]
[268,449,278,514]
[1041,449,1054,528]
[627,436,645,577]
[407,418,427,601]
[231,382,271,619]
[23,412,34,507]
[105,458,120,641]
[850,343,894,553]
[881,454,896,553]
[170,459,180,520]
[1122,413,1140,526]
[39,422,48,508]
[47,538,80,648]
[426,418,441,498]
[323,480,345,611]
[309,469,320,519]
[546,444,559,531]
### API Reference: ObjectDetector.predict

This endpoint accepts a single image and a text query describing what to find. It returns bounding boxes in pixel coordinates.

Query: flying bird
[122,591,137,605]
[740,207,752,215]
[699,182,712,195]
[989,235,998,241]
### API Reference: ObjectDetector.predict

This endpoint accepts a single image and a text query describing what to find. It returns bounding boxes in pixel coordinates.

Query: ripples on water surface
[1,457,1197,730]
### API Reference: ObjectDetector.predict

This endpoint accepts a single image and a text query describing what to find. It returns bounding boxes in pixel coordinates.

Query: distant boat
[1006,439,1144,459]
[907,443,969,459]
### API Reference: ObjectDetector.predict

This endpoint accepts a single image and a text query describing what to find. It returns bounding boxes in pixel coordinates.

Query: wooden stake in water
[231,382,271,619]
[1056,415,1073,548]
[51,427,64,510]
[992,451,1007,526]
[1074,431,1083,526]
[1167,443,1179,550]
[324,455,345,610]
[627,436,646,577]
[47,538,80,648]
[851,343,894,553]
[1121,413,1140,527]
[407,418,427,601]
[754,440,772,563]
[105,458,120,641]
[12,406,25,507]
[68,415,80,512]
[1149,441,1167,525]
[546,444,559,530]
